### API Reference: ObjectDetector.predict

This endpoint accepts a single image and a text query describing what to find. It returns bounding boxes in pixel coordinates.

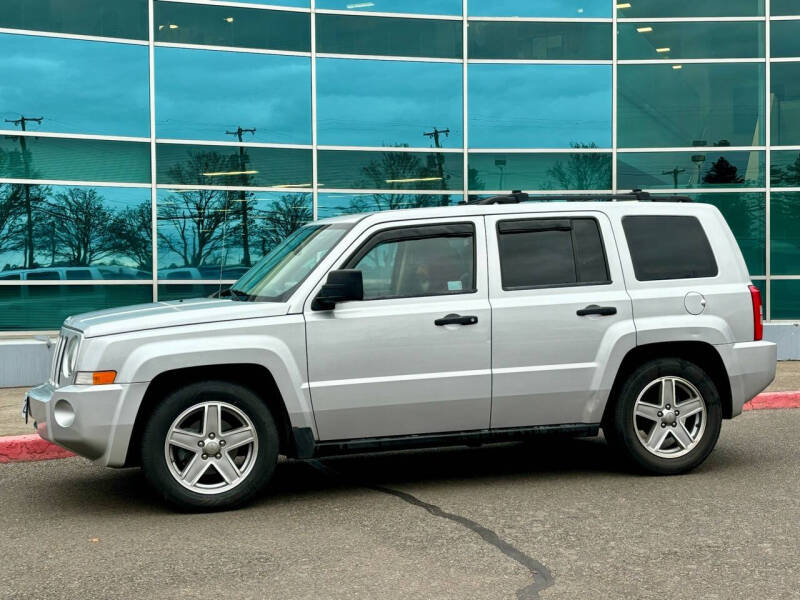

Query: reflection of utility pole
[495,158,507,190]
[661,167,685,189]
[225,125,256,267]
[5,115,43,268]
[423,127,450,206]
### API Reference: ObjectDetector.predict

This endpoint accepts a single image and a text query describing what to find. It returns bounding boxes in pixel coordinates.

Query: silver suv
[24,195,777,510]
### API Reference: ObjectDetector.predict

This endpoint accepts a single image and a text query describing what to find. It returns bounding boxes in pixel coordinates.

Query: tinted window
[623,216,718,281]
[26,271,60,280]
[497,218,609,289]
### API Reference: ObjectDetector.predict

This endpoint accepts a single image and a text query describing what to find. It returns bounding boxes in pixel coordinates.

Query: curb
[1,391,799,464]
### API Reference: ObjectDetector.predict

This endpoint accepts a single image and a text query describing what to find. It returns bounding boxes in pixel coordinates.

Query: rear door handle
[435,314,478,326]
[576,305,617,317]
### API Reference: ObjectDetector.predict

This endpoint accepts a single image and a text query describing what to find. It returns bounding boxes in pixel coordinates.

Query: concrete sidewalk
[2,361,799,439]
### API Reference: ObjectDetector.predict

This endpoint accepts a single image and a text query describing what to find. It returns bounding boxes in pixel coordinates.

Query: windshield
[229,223,351,301]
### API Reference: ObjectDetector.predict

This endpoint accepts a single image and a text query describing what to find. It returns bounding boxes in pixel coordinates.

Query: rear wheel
[141,381,279,510]
[605,358,722,474]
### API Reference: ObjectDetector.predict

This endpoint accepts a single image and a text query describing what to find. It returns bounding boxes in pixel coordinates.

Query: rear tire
[140,380,279,511]
[604,358,722,475]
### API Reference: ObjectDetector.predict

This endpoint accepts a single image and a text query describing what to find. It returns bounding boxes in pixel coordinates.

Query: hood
[64,297,291,338]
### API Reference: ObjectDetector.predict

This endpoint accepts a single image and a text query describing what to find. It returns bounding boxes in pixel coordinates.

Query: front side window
[347,224,475,300]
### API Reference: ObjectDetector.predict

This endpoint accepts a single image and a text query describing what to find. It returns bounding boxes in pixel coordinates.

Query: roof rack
[469,189,693,205]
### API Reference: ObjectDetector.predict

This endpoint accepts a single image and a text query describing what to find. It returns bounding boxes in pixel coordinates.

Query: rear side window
[497,217,610,290]
[622,215,718,281]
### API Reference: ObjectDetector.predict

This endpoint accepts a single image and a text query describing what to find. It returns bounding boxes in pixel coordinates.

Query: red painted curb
[743,391,800,411]
[0,434,74,464]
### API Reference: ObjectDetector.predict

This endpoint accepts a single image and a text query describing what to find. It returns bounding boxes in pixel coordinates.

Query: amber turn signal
[74,371,117,385]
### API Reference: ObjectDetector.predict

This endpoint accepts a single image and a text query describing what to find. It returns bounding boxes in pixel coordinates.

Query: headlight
[60,336,80,382]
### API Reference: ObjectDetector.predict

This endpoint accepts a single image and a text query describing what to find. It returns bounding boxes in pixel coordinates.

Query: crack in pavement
[306,459,554,599]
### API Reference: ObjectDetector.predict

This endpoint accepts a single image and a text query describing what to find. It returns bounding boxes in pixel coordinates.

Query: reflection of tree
[771,154,800,187]
[703,156,744,185]
[546,143,611,190]
[110,203,153,270]
[256,194,312,254]
[0,181,24,256]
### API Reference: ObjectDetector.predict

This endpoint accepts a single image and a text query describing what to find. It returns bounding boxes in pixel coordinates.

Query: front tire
[141,380,279,510]
[604,358,722,475]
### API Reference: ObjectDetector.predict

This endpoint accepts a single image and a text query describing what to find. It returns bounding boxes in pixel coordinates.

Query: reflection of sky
[0,34,149,137]
[316,0,460,14]
[469,0,610,18]
[155,47,311,143]
[316,58,462,147]
[469,64,612,148]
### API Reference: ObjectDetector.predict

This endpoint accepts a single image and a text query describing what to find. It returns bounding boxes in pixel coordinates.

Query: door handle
[576,304,617,317]
[435,314,479,326]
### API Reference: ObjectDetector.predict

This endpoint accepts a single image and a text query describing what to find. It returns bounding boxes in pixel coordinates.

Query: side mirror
[311,269,363,311]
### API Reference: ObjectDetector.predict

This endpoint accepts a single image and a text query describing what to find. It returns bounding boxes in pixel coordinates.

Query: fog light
[54,399,76,428]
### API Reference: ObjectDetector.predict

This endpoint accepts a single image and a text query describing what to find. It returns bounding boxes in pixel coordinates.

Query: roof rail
[468,189,693,205]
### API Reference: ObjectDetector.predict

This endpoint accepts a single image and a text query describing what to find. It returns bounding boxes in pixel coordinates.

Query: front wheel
[140,381,279,510]
[604,358,722,475]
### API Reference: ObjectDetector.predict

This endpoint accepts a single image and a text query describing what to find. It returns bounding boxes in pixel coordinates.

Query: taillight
[749,284,763,341]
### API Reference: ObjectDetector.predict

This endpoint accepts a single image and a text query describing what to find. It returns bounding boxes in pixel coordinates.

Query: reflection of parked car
[158,267,204,280]
[0,266,149,281]
[158,266,250,281]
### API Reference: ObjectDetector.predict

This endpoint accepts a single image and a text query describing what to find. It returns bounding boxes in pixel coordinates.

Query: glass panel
[0,136,150,183]
[616,0,763,18]
[468,21,610,61]
[317,193,462,218]
[693,193,765,276]
[318,150,463,190]
[770,192,800,275]
[316,0,460,14]
[469,0,610,18]
[0,184,152,276]
[618,63,765,148]
[469,64,611,149]
[157,190,312,276]
[155,47,311,143]
[771,280,800,319]
[0,34,149,138]
[0,285,153,330]
[158,284,224,301]
[618,151,765,189]
[0,0,147,39]
[771,63,800,146]
[316,58,462,147]
[154,1,310,52]
[772,151,800,186]
[773,0,800,15]
[771,21,800,59]
[316,14,461,59]
[618,22,764,60]
[157,144,312,188]
[468,151,611,191]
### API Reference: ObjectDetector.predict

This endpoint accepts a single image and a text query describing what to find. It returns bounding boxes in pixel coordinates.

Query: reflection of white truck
[0,266,147,280]
[25,196,776,510]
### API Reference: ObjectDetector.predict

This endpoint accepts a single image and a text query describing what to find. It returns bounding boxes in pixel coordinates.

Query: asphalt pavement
[1,409,798,599]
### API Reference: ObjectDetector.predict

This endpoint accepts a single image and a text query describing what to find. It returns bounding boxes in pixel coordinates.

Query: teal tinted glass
[0,285,152,330]
[0,184,152,277]
[155,48,311,143]
[316,0,460,14]
[773,0,800,15]
[318,150,463,190]
[316,58,462,147]
[693,193,765,275]
[771,151,800,186]
[468,21,611,60]
[157,190,312,275]
[468,152,611,191]
[316,14,461,59]
[470,0,609,18]
[469,64,611,148]
[0,0,147,39]
[158,284,224,301]
[771,20,800,58]
[618,63,765,148]
[770,193,800,275]
[771,280,800,319]
[317,193,461,218]
[618,151,765,189]
[0,34,149,138]
[618,22,764,60]
[771,63,800,145]
[0,137,150,183]
[157,144,312,188]
[154,1,310,52]
[617,0,763,17]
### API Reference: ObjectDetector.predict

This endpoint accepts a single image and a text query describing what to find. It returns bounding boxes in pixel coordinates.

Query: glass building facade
[0,0,798,329]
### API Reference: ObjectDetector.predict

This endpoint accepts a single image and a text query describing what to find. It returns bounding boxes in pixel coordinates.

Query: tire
[604,358,722,475]
[140,380,279,511]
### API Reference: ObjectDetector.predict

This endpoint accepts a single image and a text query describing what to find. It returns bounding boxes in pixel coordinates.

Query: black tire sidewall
[140,380,279,511]
[610,358,722,474]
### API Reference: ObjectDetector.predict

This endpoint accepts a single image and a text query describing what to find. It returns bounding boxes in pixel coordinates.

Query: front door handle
[435,314,478,326]
[576,304,617,317]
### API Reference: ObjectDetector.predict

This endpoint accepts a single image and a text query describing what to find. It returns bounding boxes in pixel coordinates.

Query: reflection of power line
[661,167,686,189]
[225,126,256,270]
[5,115,43,268]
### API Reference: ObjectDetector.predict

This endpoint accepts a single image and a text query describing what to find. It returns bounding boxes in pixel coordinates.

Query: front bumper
[26,380,148,467]
[717,340,777,417]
